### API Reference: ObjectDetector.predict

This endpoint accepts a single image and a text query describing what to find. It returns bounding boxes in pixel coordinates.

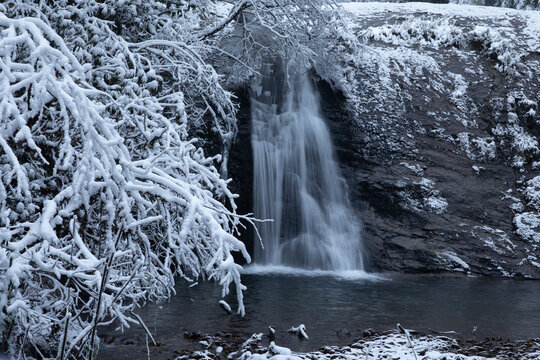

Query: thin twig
[89,224,124,357]
[397,324,418,360]
[132,312,157,346]
[59,314,70,360]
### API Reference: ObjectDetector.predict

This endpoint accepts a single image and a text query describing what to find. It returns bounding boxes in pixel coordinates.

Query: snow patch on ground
[224,332,494,360]
[426,196,449,215]
[417,178,448,214]
[400,161,424,176]
[455,133,497,161]
[397,177,448,214]
[472,225,516,255]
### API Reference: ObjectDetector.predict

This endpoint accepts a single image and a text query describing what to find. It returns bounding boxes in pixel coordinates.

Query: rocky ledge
[315,3,540,278]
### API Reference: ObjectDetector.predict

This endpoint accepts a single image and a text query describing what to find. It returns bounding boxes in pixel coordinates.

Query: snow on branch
[210,0,345,86]
[0,10,250,359]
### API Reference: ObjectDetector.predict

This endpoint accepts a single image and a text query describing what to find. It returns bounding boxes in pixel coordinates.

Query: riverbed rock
[175,330,540,360]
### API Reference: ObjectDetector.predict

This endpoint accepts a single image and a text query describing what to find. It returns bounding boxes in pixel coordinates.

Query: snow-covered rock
[325,2,540,278]
[230,2,540,278]
[178,330,540,360]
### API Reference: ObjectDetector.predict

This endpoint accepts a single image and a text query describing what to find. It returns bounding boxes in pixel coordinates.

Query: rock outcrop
[325,3,540,277]
[229,3,540,278]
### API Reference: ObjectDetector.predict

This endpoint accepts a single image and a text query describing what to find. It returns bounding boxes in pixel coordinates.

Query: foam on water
[242,264,384,281]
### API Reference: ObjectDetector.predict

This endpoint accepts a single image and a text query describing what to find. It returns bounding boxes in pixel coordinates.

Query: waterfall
[251,64,364,271]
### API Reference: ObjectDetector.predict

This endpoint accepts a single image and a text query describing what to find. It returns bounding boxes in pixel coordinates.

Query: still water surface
[99,271,540,359]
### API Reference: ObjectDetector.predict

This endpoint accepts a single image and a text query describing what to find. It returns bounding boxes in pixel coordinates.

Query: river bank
[105,328,540,360]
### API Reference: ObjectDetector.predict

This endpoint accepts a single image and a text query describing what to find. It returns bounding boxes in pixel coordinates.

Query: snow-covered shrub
[455,133,497,161]
[363,17,523,77]
[468,26,523,76]
[0,0,347,358]
[492,94,539,168]
[524,176,540,209]
[0,5,251,359]
[514,212,540,243]
[364,18,465,49]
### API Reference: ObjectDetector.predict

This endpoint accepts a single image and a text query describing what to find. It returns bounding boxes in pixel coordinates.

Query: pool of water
[98,270,540,359]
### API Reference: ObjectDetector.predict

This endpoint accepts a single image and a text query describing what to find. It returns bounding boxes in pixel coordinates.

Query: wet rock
[120,336,141,345]
[102,335,116,344]
[215,331,233,338]
[184,331,206,340]
[362,328,376,337]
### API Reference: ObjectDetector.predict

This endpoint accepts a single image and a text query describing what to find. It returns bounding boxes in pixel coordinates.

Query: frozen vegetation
[341,0,540,11]
[0,4,248,358]
[450,0,540,10]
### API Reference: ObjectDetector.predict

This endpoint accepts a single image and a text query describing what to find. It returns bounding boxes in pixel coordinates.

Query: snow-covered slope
[314,2,540,277]
[340,0,540,11]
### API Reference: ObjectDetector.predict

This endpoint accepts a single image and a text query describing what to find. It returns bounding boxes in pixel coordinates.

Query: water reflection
[99,274,540,359]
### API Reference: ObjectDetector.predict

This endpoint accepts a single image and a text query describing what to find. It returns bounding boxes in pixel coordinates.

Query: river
[98,271,540,359]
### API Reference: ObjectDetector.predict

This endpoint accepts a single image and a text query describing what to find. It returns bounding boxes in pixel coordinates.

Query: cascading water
[251,64,364,271]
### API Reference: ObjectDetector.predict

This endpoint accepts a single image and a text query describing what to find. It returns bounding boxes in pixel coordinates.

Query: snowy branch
[0,7,249,358]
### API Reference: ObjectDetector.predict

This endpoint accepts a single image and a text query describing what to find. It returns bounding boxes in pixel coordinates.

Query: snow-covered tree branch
[0,4,250,359]
[0,0,345,358]
[210,0,347,86]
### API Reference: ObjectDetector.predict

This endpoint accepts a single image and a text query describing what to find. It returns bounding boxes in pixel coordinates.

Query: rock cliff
[229,3,540,278]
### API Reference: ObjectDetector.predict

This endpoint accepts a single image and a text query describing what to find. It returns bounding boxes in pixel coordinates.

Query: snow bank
[218,331,495,360]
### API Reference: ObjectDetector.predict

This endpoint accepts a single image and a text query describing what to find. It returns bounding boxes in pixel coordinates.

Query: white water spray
[251,65,363,271]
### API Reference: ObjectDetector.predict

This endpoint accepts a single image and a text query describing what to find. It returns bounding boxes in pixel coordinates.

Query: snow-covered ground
[176,330,540,360]
[342,2,540,52]
[232,333,491,360]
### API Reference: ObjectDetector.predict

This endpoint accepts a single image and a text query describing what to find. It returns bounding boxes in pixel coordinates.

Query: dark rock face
[319,78,526,277]
[229,4,540,278]
[227,89,255,257]
[318,4,540,277]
